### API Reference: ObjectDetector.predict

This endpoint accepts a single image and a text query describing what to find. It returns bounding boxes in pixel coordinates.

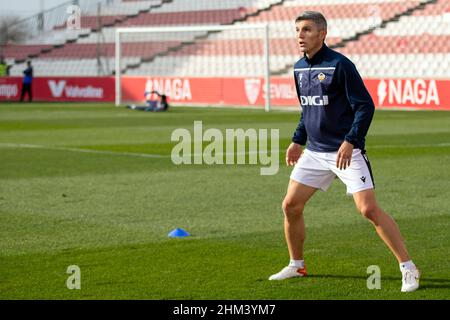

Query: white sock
[400,260,416,272]
[289,259,304,268]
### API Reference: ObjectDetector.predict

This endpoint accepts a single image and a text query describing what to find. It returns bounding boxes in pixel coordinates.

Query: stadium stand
[340,0,450,78]
[2,0,449,79]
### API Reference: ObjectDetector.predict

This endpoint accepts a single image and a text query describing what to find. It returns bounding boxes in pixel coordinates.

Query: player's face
[295,20,326,57]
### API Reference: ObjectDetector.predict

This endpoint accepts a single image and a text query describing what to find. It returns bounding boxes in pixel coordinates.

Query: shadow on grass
[309,274,450,289]
[311,274,448,281]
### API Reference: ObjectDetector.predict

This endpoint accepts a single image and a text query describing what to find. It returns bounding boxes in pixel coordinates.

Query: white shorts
[290,148,375,195]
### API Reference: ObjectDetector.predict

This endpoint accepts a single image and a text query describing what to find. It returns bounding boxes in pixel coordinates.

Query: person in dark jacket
[20,60,33,102]
[127,90,169,112]
[268,11,419,293]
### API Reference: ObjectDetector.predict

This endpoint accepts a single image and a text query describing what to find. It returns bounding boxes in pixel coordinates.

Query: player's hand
[286,143,303,166]
[336,141,354,170]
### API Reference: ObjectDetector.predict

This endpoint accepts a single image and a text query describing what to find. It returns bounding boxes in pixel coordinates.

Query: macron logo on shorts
[300,95,329,106]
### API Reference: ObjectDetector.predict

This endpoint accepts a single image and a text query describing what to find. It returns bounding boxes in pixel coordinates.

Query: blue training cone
[168,228,190,238]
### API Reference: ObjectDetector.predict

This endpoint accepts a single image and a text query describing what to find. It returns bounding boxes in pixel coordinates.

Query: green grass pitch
[0,103,449,299]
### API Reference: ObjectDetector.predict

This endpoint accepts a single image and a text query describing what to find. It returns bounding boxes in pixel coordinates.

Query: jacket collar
[304,43,328,65]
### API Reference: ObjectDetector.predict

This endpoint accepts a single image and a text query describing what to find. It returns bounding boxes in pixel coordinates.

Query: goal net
[115,24,271,111]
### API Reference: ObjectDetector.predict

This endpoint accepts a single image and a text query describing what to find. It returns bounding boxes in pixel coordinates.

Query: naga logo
[300,95,329,106]
[377,80,387,106]
[145,78,192,101]
[244,78,261,105]
[377,79,440,106]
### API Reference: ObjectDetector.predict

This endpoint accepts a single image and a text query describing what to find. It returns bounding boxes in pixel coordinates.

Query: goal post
[115,23,271,111]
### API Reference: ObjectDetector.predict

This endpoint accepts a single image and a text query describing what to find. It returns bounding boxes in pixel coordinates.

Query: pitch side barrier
[0,76,449,110]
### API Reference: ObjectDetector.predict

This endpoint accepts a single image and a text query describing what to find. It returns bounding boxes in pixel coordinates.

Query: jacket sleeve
[337,58,375,147]
[292,112,307,145]
[291,70,308,145]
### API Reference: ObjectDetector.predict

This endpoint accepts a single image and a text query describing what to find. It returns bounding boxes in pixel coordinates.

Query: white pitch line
[0,143,279,158]
[370,142,450,148]
[0,143,280,157]
[0,142,449,159]
[0,143,168,159]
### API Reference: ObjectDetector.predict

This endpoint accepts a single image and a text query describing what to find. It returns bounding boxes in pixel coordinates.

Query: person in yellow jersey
[0,56,11,76]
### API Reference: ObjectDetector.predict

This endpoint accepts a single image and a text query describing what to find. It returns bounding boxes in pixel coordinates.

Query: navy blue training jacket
[292,43,375,152]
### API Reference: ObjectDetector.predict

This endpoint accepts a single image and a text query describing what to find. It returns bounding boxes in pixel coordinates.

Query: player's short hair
[295,11,327,31]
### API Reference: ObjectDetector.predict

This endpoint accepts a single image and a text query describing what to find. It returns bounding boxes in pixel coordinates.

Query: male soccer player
[269,11,420,292]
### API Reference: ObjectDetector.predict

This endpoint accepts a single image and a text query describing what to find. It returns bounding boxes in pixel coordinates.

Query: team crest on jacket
[318,72,326,82]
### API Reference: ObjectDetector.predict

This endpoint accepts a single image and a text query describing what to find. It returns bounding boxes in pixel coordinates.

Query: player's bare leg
[269,180,316,280]
[353,189,409,262]
[353,189,420,292]
[283,180,317,260]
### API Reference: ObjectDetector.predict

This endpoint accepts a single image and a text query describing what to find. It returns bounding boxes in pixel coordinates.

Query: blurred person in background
[127,90,169,112]
[0,56,11,76]
[20,60,33,102]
